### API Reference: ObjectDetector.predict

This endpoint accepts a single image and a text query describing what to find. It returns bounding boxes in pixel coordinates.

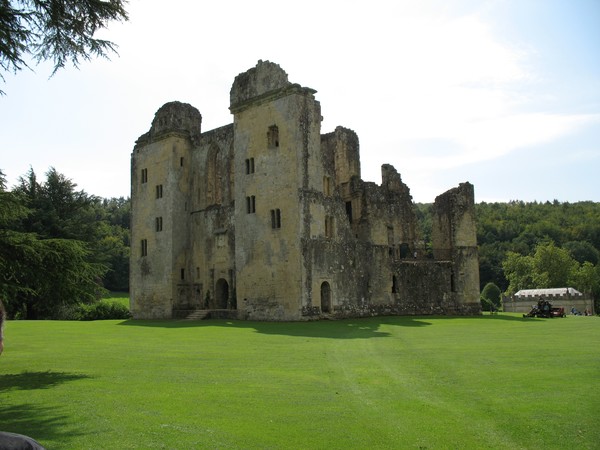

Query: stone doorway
[216,278,229,309]
[320,281,332,313]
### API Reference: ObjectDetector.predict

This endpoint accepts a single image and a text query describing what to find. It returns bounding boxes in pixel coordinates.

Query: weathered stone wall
[130,102,200,318]
[231,61,323,320]
[432,183,481,310]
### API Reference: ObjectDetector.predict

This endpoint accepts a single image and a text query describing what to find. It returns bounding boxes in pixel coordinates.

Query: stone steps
[184,310,210,321]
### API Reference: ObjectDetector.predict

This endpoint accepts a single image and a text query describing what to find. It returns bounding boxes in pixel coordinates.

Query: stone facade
[130,60,481,320]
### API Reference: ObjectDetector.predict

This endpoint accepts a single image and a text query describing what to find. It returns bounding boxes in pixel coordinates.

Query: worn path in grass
[1,315,598,449]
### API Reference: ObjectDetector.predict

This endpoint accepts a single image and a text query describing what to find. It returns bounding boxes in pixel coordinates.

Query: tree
[480,282,501,311]
[0,0,128,93]
[1,168,107,318]
[502,251,535,295]
[531,242,578,288]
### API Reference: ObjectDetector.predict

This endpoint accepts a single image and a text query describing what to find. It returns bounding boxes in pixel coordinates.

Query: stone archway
[215,278,229,309]
[320,281,332,313]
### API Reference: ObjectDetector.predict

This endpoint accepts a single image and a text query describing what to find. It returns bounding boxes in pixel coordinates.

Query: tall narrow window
[345,201,353,223]
[180,157,184,167]
[141,239,148,257]
[181,268,185,280]
[155,217,163,232]
[156,184,163,198]
[271,209,281,229]
[267,125,279,148]
[246,195,256,214]
[245,158,255,174]
[141,168,148,184]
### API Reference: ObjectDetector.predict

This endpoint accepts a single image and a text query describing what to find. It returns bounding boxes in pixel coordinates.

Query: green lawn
[1,314,598,449]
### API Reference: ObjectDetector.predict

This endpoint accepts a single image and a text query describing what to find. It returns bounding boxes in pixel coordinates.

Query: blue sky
[1,0,598,203]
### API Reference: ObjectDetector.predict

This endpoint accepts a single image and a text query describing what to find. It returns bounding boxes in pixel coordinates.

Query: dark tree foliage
[475,201,600,304]
[0,0,128,93]
[1,168,131,318]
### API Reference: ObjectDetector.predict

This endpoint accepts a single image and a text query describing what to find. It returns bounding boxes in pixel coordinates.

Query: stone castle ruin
[130,60,481,320]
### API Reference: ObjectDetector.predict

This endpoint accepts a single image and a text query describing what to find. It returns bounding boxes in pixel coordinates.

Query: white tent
[514,287,582,297]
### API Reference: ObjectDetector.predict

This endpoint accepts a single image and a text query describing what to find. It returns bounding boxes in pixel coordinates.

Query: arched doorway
[215,279,229,309]
[320,282,331,313]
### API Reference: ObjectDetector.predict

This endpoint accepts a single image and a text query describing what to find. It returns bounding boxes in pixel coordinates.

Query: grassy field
[1,314,598,449]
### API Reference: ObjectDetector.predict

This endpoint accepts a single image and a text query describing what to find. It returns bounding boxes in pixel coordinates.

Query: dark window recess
[141,168,148,184]
[392,275,398,294]
[245,158,255,174]
[155,217,163,232]
[141,239,148,257]
[400,243,410,259]
[180,157,184,167]
[267,125,279,148]
[271,208,281,229]
[246,195,256,214]
[181,268,185,280]
[156,184,163,198]
[345,201,353,223]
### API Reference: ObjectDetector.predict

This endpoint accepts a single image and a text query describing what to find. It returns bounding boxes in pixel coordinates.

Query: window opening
[156,184,163,199]
[392,275,398,294]
[181,268,185,280]
[267,125,279,148]
[271,209,281,229]
[400,243,410,259]
[180,157,184,167]
[345,201,353,223]
[155,217,163,232]
[321,282,332,313]
[245,158,255,174]
[141,239,148,257]
[141,168,148,184]
[246,195,256,214]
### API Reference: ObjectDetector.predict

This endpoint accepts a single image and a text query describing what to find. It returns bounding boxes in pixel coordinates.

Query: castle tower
[130,102,201,318]
[431,182,481,313]
[229,61,323,320]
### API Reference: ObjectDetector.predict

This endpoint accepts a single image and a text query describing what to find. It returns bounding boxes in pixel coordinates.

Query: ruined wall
[432,183,481,312]
[183,124,236,314]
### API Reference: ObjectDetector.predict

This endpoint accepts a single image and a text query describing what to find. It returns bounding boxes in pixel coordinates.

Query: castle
[130,60,481,320]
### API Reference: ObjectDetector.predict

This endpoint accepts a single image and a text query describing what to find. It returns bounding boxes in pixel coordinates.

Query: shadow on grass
[0,403,85,447]
[117,315,434,338]
[0,372,90,447]
[0,371,91,393]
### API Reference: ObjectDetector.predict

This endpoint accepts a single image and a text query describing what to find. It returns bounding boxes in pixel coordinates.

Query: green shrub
[80,301,131,320]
